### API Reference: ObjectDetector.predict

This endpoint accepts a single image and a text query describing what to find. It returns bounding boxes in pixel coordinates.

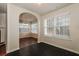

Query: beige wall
[31,33,38,38]
[19,23,38,38]
[7,4,40,53]
[39,4,79,54]
[19,33,38,38]
[19,33,31,38]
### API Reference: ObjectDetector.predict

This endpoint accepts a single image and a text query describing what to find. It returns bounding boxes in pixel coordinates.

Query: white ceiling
[14,3,72,15]
[0,3,72,14]
[19,13,37,23]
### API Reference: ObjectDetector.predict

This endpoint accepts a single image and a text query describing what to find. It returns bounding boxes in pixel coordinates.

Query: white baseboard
[42,41,79,54]
[6,48,19,54]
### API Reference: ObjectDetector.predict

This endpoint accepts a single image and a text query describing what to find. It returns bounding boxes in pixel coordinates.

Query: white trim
[6,48,19,54]
[42,41,79,54]
[53,35,71,40]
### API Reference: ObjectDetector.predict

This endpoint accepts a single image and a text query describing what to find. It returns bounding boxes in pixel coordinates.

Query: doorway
[19,13,38,48]
[0,3,7,56]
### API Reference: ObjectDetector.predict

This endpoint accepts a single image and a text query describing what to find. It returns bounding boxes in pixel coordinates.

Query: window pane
[19,23,29,33]
[31,23,37,33]
[55,14,70,37]
[44,17,54,36]
[44,13,70,39]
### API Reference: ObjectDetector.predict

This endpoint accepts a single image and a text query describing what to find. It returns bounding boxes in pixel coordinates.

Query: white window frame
[44,16,54,37]
[44,12,71,40]
[19,23,30,33]
[54,13,70,39]
[31,23,38,34]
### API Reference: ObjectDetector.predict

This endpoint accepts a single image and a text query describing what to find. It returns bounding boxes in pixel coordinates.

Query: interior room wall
[30,33,38,38]
[7,3,79,54]
[19,32,38,38]
[0,13,7,43]
[19,22,38,39]
[39,4,79,54]
[19,33,31,38]
[7,4,40,53]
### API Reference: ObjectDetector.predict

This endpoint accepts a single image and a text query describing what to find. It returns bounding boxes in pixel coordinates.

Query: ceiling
[0,3,72,14]
[14,3,72,15]
[19,13,37,23]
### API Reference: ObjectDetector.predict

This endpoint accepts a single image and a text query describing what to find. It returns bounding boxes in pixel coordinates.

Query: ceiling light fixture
[33,3,46,7]
[38,3,42,5]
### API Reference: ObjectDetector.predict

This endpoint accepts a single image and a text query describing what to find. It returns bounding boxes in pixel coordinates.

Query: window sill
[53,35,71,40]
[44,34,53,38]
[44,34,71,40]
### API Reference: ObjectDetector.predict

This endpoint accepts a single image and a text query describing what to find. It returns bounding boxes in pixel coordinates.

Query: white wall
[19,23,38,38]
[30,33,38,38]
[39,4,79,54]
[19,33,31,38]
[19,33,38,38]
[7,4,40,53]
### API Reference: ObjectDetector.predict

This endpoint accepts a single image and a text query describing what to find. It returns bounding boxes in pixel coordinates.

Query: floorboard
[19,37,37,48]
[0,44,6,56]
[6,42,79,56]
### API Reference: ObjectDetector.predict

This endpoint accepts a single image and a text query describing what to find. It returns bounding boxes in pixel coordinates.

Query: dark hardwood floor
[6,42,79,56]
[19,37,37,48]
[0,37,37,56]
[0,44,6,56]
